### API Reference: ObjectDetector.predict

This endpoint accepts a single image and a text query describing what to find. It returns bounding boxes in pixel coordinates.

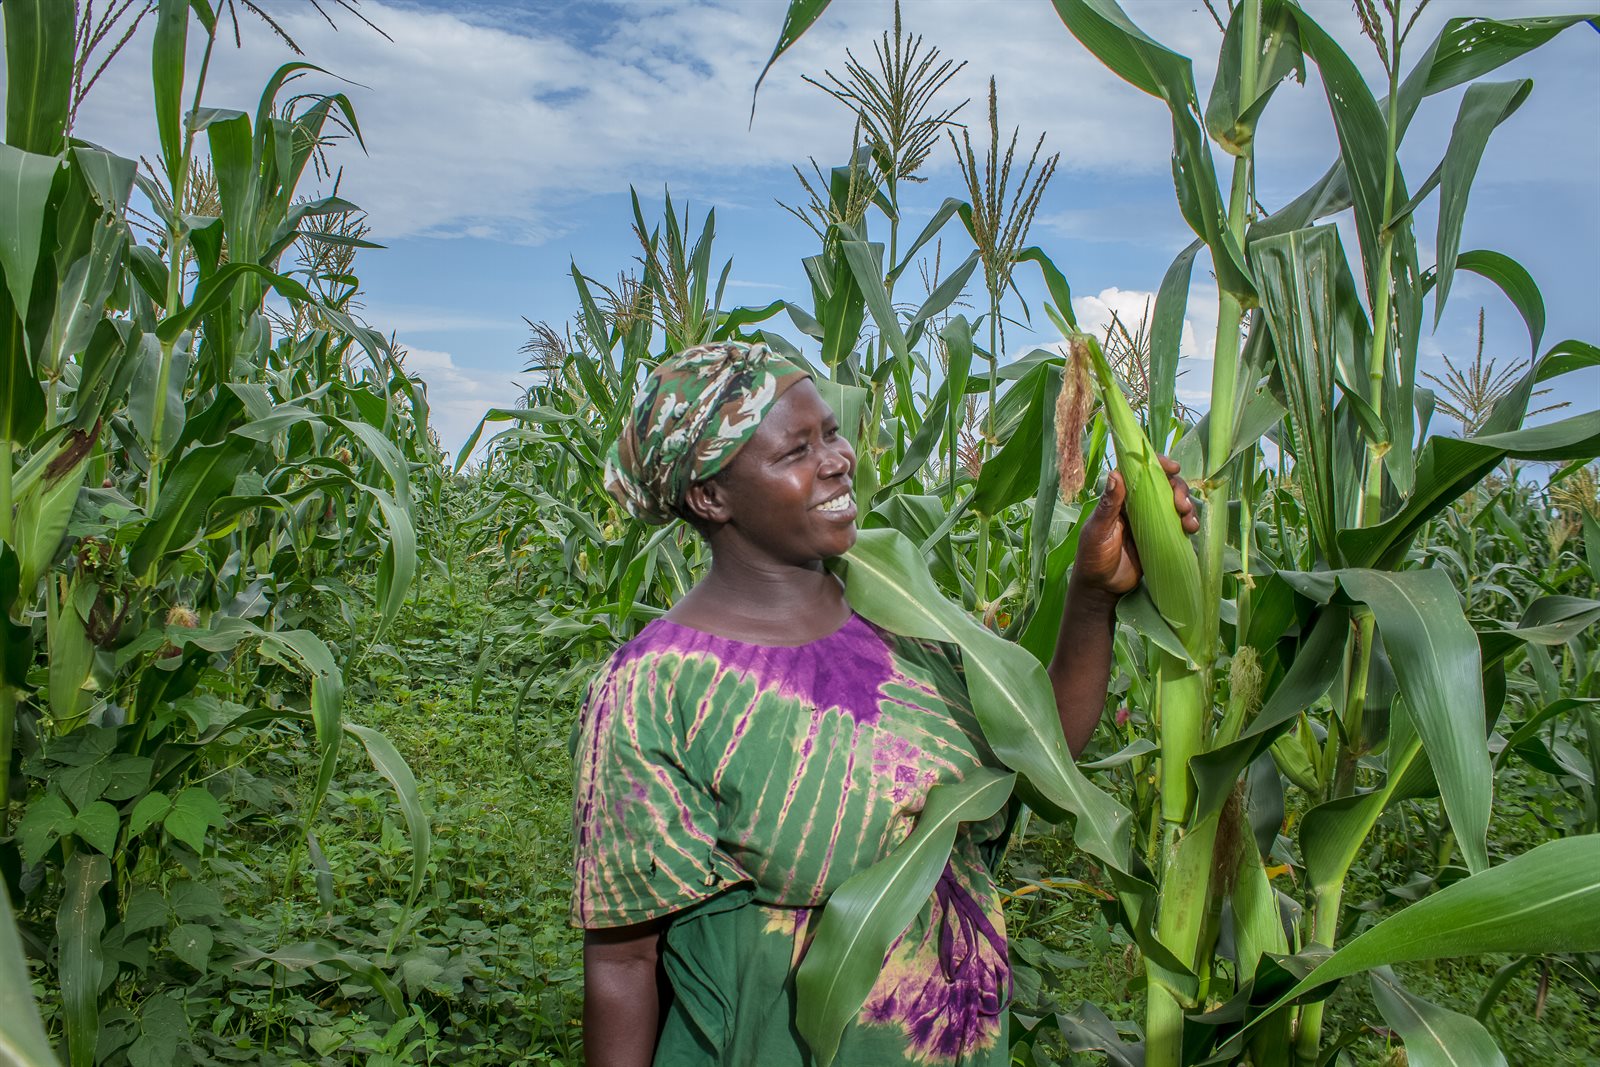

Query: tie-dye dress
[570,612,1013,1066]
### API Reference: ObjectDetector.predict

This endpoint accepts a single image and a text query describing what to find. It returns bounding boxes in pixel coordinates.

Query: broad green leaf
[832,528,1132,868]
[0,872,58,1067]
[346,723,431,913]
[1147,239,1202,452]
[1246,836,1600,1044]
[72,801,120,857]
[1249,225,1349,564]
[16,793,74,865]
[795,768,1014,1067]
[129,437,259,574]
[129,791,174,838]
[1370,967,1508,1067]
[1427,82,1532,329]
[1341,410,1600,569]
[1334,569,1489,873]
[163,786,224,854]
[152,0,190,186]
[0,143,60,319]
[58,853,110,1067]
[169,923,214,973]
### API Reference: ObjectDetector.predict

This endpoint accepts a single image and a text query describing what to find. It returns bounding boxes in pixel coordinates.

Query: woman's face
[695,379,857,563]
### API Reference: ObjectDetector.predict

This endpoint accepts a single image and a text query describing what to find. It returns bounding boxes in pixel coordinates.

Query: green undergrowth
[179,551,1595,1066]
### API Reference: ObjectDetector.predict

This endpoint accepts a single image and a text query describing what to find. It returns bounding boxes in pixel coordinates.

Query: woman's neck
[667,548,849,643]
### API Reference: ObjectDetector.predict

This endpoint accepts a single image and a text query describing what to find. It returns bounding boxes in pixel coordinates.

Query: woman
[570,341,1197,1066]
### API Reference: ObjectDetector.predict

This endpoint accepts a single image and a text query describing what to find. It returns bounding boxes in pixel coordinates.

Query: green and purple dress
[570,612,1013,1066]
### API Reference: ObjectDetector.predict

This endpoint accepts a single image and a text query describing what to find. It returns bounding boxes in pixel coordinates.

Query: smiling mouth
[814,494,853,514]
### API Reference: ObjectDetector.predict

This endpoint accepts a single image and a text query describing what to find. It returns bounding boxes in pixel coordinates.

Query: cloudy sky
[12,0,1599,458]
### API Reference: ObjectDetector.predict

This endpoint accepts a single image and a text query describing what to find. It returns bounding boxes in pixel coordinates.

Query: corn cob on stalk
[1069,336,1205,662]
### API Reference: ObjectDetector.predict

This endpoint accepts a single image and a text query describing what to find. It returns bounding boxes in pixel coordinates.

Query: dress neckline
[649,610,862,650]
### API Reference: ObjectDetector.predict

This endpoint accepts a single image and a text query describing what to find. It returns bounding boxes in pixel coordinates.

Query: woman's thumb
[1099,470,1126,513]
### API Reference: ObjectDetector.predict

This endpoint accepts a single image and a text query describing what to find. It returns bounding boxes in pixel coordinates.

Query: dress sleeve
[569,648,748,928]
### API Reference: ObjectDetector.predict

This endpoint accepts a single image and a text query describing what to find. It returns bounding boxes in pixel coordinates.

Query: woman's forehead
[756,380,833,439]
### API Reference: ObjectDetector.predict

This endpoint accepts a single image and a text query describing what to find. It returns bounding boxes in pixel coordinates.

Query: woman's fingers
[1154,454,1201,534]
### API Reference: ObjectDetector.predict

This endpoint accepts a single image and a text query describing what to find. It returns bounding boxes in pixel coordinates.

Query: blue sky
[10,0,1599,459]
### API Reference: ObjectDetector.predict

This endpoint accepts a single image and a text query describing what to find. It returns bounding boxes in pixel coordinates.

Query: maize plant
[742,2,1600,1065]
[1,2,433,1061]
[457,2,1600,1064]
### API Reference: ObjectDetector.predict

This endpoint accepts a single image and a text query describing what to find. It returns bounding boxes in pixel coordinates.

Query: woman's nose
[821,437,855,476]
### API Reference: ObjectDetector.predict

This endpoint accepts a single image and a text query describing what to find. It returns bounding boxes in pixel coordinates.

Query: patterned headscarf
[605,341,810,524]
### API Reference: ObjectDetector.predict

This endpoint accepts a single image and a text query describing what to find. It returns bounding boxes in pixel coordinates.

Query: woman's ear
[681,477,731,527]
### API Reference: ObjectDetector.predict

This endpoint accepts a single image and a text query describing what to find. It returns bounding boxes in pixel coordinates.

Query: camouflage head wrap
[605,341,810,524]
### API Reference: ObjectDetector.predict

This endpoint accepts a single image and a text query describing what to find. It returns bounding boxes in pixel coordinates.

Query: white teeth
[816,495,852,513]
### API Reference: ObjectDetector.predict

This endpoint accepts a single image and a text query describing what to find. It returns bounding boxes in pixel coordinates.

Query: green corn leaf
[1425,250,1547,368]
[1147,239,1202,452]
[1430,82,1534,329]
[795,768,1014,1067]
[832,528,1132,867]
[1249,225,1352,565]
[0,143,60,322]
[58,853,110,1067]
[1204,0,1303,156]
[0,872,58,1067]
[151,0,189,186]
[1370,967,1508,1067]
[4,0,73,155]
[1051,0,1252,301]
[129,437,259,574]
[347,724,431,915]
[974,364,1056,516]
[1268,835,1600,1009]
[1341,410,1600,570]
[234,941,405,1017]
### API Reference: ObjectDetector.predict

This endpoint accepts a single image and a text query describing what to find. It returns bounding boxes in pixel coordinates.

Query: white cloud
[44,0,1213,243]
[397,346,526,462]
[1071,284,1222,405]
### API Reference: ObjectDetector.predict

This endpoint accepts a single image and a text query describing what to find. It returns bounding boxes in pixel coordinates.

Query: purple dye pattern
[644,614,896,725]
[861,863,1009,1061]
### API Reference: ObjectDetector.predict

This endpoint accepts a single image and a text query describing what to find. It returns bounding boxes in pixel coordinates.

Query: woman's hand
[1049,455,1197,757]
[1072,456,1199,602]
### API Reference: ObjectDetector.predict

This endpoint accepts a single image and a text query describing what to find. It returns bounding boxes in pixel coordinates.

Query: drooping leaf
[795,769,1014,1066]
[0,870,58,1067]
[831,528,1132,866]
[1427,81,1532,328]
[1370,967,1508,1067]
[0,143,60,321]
